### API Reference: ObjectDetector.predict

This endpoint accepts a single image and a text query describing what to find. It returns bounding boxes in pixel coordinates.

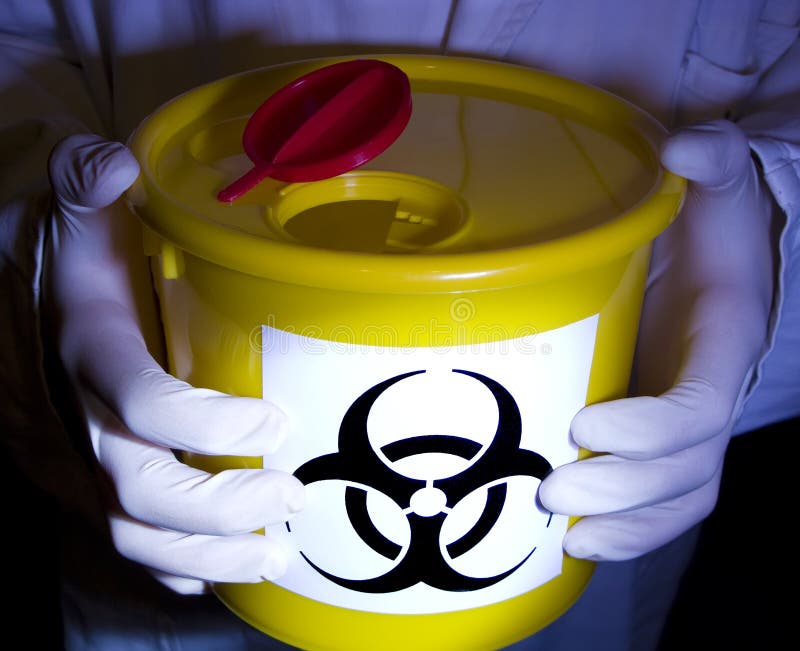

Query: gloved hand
[46,134,305,594]
[539,119,774,561]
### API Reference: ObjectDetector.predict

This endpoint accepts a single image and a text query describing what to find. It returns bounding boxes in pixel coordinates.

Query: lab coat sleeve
[733,34,800,433]
[0,33,108,520]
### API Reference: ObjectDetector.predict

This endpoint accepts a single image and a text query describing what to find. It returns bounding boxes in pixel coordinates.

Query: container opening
[282,198,461,252]
[268,171,470,253]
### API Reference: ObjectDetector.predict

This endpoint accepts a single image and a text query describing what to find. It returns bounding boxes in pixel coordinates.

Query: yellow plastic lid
[129,54,685,293]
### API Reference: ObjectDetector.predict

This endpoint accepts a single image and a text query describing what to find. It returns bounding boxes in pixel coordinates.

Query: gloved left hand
[539,119,774,561]
[45,134,305,594]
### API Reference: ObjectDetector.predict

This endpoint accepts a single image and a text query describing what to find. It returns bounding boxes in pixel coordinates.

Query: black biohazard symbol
[289,369,553,593]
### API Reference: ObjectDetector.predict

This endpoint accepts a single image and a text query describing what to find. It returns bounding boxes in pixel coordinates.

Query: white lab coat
[1,1,798,649]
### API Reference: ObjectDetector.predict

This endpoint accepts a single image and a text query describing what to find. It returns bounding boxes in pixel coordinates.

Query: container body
[147,240,650,651]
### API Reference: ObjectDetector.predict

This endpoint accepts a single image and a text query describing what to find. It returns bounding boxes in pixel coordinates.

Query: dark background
[658,416,793,649]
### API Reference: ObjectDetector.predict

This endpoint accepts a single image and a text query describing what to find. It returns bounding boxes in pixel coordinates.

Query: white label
[261,314,598,614]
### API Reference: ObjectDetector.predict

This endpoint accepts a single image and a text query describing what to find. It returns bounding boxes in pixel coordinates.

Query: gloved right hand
[539,119,773,561]
[45,133,305,595]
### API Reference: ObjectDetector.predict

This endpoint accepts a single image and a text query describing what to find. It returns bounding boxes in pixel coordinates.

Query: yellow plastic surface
[128,54,685,651]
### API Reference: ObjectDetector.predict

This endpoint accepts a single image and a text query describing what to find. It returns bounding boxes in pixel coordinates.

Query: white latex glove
[539,119,774,561]
[46,134,305,594]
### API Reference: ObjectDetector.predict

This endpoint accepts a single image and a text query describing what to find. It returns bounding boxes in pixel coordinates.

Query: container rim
[128,54,686,294]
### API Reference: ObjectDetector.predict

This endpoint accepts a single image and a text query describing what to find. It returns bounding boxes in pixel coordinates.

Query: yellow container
[128,55,685,651]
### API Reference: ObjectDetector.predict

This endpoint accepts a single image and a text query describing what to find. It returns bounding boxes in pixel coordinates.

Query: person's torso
[4,0,797,137]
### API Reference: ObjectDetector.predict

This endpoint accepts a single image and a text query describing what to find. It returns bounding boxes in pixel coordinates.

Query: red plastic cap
[218,59,412,203]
